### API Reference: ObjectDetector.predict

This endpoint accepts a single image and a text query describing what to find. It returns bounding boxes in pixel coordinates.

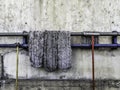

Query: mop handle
[92,36,95,90]
[15,44,19,90]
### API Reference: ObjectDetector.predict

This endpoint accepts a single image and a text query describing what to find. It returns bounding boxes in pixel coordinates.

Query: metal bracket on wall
[0,32,28,48]
[0,31,119,48]
[71,31,120,48]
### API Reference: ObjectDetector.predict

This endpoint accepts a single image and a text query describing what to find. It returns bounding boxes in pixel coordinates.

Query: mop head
[29,31,44,68]
[29,31,71,72]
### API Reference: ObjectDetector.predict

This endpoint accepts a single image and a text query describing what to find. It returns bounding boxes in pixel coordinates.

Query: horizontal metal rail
[0,44,120,48]
[0,31,120,36]
[71,31,120,36]
[0,44,28,48]
[0,32,28,36]
[0,31,119,48]
[71,44,120,48]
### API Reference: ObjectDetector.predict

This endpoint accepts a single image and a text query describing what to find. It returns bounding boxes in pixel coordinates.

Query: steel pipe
[0,31,120,36]
[0,31,119,48]
[1,44,120,48]
[71,44,120,48]
[0,44,28,48]
[71,32,120,36]
[0,32,28,36]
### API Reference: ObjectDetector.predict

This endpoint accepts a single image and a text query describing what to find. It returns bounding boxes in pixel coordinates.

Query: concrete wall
[0,0,120,90]
[1,0,120,32]
[1,80,120,90]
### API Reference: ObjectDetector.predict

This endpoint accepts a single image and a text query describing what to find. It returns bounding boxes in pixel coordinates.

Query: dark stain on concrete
[1,79,120,90]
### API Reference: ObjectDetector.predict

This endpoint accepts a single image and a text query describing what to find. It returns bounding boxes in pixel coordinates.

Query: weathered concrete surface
[0,0,120,90]
[0,0,120,32]
[1,0,120,80]
[3,37,120,80]
[1,80,120,90]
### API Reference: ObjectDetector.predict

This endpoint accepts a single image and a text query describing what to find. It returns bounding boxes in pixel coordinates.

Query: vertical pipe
[1,55,4,80]
[22,31,28,45]
[92,36,95,90]
[112,31,118,44]
[112,36,117,44]
[23,36,28,45]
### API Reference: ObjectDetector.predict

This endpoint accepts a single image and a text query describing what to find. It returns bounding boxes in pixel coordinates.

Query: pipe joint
[15,43,20,47]
[83,32,100,36]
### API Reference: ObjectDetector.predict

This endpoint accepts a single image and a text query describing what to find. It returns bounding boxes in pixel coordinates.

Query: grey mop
[58,31,72,70]
[44,31,58,71]
[29,31,44,68]
[29,30,72,71]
